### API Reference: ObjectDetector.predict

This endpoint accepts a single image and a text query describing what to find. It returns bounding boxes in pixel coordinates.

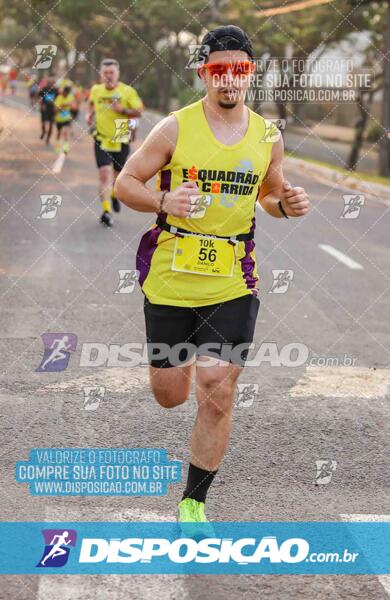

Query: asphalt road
[0,92,389,599]
[284,130,378,174]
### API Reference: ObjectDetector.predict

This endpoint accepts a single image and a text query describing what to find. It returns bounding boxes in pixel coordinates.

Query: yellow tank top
[136,99,275,307]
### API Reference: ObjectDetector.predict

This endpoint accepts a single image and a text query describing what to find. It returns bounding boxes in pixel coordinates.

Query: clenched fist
[280,181,310,217]
[163,181,200,218]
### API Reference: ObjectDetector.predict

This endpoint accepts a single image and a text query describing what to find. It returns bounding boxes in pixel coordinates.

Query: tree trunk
[274,58,288,122]
[159,67,172,113]
[69,30,84,81]
[379,4,390,177]
[348,91,372,170]
[290,56,306,124]
[275,101,288,121]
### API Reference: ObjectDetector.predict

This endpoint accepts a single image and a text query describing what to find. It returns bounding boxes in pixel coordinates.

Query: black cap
[199,25,254,62]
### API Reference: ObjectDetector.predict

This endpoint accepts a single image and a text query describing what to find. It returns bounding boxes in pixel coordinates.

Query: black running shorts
[94,140,129,173]
[143,294,260,368]
[56,120,71,131]
[41,106,55,123]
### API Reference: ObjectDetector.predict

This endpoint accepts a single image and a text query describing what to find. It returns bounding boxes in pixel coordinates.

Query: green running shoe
[178,498,215,538]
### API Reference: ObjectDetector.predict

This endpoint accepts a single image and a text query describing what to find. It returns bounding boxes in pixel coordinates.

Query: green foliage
[0,0,388,110]
[366,121,383,142]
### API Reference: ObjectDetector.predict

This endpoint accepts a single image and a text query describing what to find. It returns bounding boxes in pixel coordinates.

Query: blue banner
[0,522,389,574]
[15,448,182,496]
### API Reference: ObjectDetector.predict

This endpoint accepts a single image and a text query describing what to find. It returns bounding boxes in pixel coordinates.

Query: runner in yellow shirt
[115,26,310,527]
[57,76,73,91]
[86,58,144,227]
[54,86,76,155]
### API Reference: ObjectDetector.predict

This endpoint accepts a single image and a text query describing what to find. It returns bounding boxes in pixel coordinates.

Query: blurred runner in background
[8,67,18,96]
[26,76,40,107]
[54,85,76,155]
[86,58,144,227]
[39,76,58,145]
[0,71,8,98]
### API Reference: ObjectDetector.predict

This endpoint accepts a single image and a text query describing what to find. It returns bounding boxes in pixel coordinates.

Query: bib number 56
[199,247,216,262]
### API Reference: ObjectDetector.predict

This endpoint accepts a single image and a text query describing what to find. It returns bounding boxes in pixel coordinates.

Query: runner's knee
[148,364,193,408]
[151,384,188,409]
[200,397,230,420]
[197,376,235,418]
[198,373,235,397]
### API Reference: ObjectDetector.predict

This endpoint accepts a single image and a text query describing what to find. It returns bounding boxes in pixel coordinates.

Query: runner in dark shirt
[39,76,58,144]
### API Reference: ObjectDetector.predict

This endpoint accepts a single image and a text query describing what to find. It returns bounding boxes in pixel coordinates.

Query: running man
[115,25,310,524]
[29,79,40,107]
[41,335,72,371]
[8,66,18,96]
[56,76,73,92]
[0,72,7,98]
[54,85,76,155]
[86,58,144,227]
[40,531,70,565]
[39,76,58,144]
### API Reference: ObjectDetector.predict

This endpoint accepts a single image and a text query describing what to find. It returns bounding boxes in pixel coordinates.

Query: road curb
[285,155,390,203]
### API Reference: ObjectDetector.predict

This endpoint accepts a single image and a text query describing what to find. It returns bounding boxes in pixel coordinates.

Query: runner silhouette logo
[33,45,57,69]
[36,529,77,568]
[36,333,78,372]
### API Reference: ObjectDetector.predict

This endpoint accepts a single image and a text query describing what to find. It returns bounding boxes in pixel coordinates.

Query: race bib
[60,109,70,119]
[171,234,236,277]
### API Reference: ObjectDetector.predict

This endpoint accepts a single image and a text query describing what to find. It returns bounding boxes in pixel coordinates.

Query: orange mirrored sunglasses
[198,61,256,78]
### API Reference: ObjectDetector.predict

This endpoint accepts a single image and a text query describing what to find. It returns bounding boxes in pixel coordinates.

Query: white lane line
[113,508,175,522]
[340,514,390,522]
[37,506,186,600]
[52,152,66,174]
[290,366,390,399]
[319,244,364,270]
[43,506,175,522]
[340,514,390,597]
[38,573,189,600]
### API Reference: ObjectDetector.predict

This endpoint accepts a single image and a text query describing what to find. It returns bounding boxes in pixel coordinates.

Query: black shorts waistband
[155,216,254,242]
